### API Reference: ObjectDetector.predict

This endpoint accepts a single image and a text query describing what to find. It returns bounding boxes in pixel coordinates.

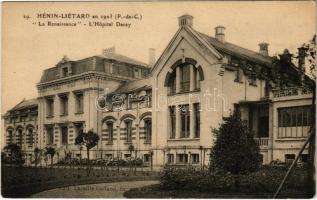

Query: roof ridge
[196,31,272,64]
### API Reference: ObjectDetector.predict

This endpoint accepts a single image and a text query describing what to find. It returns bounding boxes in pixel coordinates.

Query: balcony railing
[272,86,312,98]
[254,137,269,146]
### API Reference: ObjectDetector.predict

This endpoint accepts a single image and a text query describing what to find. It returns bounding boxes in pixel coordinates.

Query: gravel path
[31,180,159,198]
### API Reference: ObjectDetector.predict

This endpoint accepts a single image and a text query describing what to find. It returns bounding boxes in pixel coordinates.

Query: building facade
[3,14,313,167]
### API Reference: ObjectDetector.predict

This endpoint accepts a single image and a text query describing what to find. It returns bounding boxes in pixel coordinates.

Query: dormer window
[62,67,68,77]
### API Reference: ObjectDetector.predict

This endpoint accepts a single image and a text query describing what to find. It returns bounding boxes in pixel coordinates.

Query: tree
[75,130,100,175]
[4,143,22,165]
[44,147,56,167]
[211,110,261,174]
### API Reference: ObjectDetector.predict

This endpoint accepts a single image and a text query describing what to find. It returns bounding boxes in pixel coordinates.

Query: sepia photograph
[1,1,316,198]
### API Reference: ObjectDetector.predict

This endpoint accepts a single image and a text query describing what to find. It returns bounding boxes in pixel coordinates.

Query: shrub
[160,166,308,194]
[211,110,261,174]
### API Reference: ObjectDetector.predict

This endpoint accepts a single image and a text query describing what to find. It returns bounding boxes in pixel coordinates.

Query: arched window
[7,129,13,144]
[165,60,203,94]
[106,121,114,143]
[17,129,23,147]
[27,128,34,146]
[125,120,133,143]
[144,119,152,143]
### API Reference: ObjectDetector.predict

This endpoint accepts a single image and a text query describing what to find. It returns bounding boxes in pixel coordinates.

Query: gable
[151,26,223,78]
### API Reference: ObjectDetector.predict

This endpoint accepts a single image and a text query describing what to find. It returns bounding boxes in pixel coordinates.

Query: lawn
[1,165,159,197]
[123,184,313,198]
[123,166,314,199]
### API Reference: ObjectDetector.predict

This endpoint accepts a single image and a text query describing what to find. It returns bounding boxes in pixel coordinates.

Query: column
[190,65,195,91]
[176,67,181,93]
[175,106,181,138]
[190,103,195,138]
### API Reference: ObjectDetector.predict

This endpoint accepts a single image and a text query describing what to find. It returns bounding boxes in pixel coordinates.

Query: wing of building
[3,14,313,167]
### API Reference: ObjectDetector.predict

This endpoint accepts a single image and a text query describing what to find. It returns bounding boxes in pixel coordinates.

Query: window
[144,154,150,163]
[75,92,84,114]
[46,98,54,117]
[180,65,190,92]
[278,106,311,128]
[167,154,174,164]
[194,67,200,90]
[124,154,131,159]
[235,67,243,82]
[107,122,113,143]
[180,105,190,138]
[176,154,188,164]
[168,70,176,94]
[46,127,54,145]
[61,126,68,145]
[125,120,132,143]
[144,119,152,143]
[194,103,200,138]
[62,67,68,77]
[285,154,295,164]
[59,95,68,116]
[169,106,176,139]
[300,154,308,163]
[249,73,257,86]
[191,154,199,164]
[27,128,34,146]
[7,130,13,144]
[17,129,23,147]
[134,68,141,78]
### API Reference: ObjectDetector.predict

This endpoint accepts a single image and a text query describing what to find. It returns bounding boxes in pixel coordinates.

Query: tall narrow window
[144,119,152,143]
[61,126,68,145]
[59,95,68,116]
[125,120,132,143]
[75,92,84,114]
[180,65,190,92]
[169,106,176,139]
[17,129,23,147]
[62,67,68,77]
[168,70,176,94]
[194,103,200,138]
[7,130,13,144]
[194,67,200,90]
[107,122,113,143]
[46,127,54,145]
[27,128,34,146]
[46,98,54,117]
[235,67,243,82]
[180,104,190,138]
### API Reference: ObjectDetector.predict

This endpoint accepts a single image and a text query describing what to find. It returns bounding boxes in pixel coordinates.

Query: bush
[160,166,308,194]
[211,111,261,174]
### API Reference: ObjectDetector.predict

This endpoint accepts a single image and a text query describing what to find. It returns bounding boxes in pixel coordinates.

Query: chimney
[178,14,193,27]
[298,46,307,72]
[102,46,115,55]
[215,26,226,43]
[149,48,156,67]
[258,42,269,56]
[279,49,293,66]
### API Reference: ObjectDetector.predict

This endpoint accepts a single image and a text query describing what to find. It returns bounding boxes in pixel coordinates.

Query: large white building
[3,14,313,167]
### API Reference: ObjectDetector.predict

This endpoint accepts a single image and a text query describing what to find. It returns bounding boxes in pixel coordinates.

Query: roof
[40,53,149,83]
[9,98,38,112]
[196,31,273,66]
[113,78,151,94]
[97,53,148,67]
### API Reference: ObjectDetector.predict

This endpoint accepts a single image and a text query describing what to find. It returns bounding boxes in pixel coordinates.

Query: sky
[2,1,316,114]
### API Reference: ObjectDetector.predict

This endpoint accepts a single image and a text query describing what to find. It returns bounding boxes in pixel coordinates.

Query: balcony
[272,86,312,99]
[254,137,268,146]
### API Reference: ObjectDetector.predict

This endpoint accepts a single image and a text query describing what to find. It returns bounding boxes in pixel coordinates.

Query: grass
[1,166,159,197]
[123,184,313,199]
